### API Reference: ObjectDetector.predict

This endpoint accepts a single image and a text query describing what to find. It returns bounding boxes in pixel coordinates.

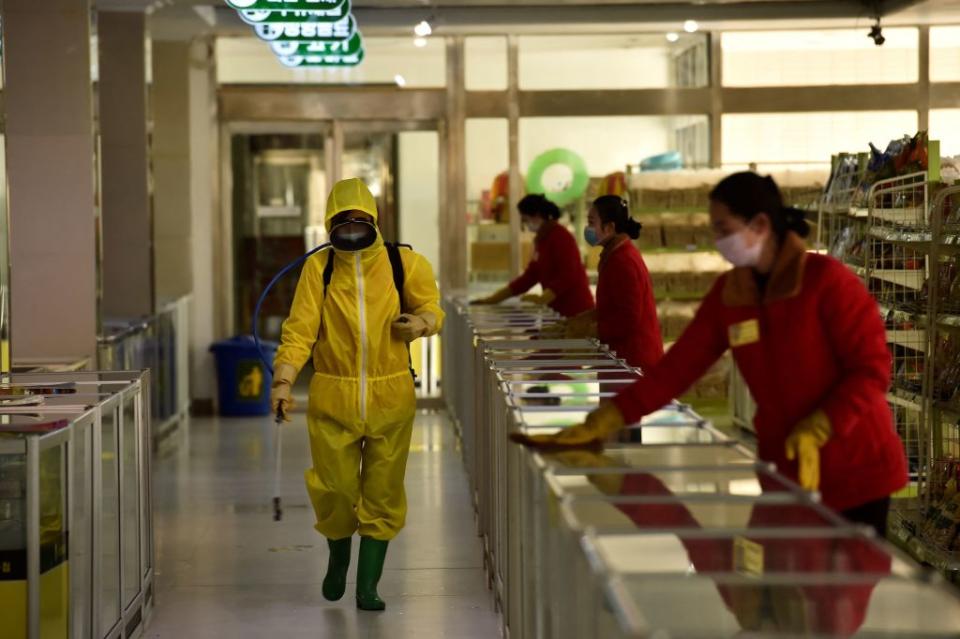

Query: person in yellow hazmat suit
[269,178,444,611]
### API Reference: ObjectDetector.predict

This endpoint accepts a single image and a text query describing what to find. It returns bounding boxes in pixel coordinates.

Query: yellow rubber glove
[391,312,435,343]
[509,402,625,450]
[521,289,557,307]
[784,410,832,492]
[270,362,297,422]
[470,286,513,306]
[564,309,598,339]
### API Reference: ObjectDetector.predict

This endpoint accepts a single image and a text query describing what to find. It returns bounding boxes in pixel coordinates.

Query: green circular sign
[526,148,589,207]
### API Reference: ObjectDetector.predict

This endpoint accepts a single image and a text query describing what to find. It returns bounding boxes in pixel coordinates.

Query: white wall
[466,36,508,91]
[722,28,919,86]
[721,111,919,168]
[931,26,960,82]
[931,109,960,157]
[398,131,440,271]
[216,36,446,86]
[518,35,674,90]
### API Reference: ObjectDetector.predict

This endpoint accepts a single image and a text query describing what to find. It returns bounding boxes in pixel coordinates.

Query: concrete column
[4,0,99,365]
[99,10,154,319]
[709,32,723,169]
[152,37,218,404]
[507,35,523,279]
[152,41,194,305]
[443,37,468,292]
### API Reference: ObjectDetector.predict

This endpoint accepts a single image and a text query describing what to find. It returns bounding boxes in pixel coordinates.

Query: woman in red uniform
[472,194,594,318]
[566,195,663,372]
[514,172,908,534]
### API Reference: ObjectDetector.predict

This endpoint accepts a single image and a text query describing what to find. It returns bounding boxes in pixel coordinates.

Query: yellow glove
[391,312,436,343]
[470,286,513,306]
[270,362,297,422]
[520,289,557,307]
[509,402,625,450]
[784,410,832,491]
[564,309,597,339]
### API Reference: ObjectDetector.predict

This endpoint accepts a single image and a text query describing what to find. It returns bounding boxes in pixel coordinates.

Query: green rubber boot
[322,537,352,602]
[356,537,389,611]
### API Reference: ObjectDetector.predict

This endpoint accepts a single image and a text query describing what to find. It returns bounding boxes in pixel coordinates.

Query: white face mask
[715,227,764,267]
[525,219,542,234]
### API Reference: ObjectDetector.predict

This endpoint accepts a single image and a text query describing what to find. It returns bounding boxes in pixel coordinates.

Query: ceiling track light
[666,32,680,43]
[414,20,432,37]
[868,17,885,46]
[683,20,699,34]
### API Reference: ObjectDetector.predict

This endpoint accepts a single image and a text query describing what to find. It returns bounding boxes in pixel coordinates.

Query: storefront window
[721,111,919,171]
[518,34,708,90]
[466,36,507,91]
[930,109,960,157]
[931,26,960,82]
[216,36,446,87]
[722,28,919,86]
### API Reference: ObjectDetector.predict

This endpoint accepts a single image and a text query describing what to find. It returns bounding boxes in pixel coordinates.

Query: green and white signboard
[237,0,350,24]
[227,0,366,68]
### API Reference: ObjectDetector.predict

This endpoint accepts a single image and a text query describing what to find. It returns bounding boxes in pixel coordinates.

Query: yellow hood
[326,178,379,230]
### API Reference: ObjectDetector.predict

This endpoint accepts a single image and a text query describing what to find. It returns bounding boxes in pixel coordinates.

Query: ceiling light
[414,37,428,48]
[666,32,680,43]
[394,74,407,87]
[683,20,699,33]
[414,20,432,37]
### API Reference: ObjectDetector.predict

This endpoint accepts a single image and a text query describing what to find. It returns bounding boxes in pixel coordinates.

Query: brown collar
[598,234,630,272]
[722,232,808,306]
[535,219,558,243]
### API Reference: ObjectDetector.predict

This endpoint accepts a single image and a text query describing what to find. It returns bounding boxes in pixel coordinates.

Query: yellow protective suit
[274,178,444,541]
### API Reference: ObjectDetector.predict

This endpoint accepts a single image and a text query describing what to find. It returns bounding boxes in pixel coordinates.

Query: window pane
[930,109,960,157]
[216,36,446,87]
[521,116,708,176]
[721,111,919,171]
[931,27,960,82]
[519,34,708,90]
[466,36,507,91]
[466,118,509,225]
[722,29,918,86]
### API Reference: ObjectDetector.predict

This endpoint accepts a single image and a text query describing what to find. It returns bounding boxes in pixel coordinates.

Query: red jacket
[597,238,664,372]
[612,233,908,511]
[509,222,594,318]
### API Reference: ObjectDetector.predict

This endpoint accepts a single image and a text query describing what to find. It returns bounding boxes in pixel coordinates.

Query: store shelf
[867,226,933,245]
[886,329,927,352]
[889,386,925,411]
[870,269,925,290]
[891,506,960,578]
[870,206,927,225]
[848,207,870,218]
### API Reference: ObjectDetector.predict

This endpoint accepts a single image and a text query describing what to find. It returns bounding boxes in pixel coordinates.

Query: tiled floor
[146,410,501,639]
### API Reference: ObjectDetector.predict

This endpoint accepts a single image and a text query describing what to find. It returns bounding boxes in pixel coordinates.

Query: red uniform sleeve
[509,250,540,295]
[816,262,892,438]
[613,278,729,424]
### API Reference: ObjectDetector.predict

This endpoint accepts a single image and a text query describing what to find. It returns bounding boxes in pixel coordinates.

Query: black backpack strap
[385,242,408,313]
[385,242,417,381]
[322,249,335,297]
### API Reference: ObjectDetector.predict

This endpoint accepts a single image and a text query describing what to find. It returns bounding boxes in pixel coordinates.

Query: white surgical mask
[715,228,764,267]
[525,220,542,234]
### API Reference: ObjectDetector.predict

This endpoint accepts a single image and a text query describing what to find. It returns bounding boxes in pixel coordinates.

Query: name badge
[728,319,760,347]
[733,536,764,576]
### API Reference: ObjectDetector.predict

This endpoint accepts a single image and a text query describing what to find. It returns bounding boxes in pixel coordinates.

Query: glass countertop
[609,572,960,638]
[562,494,831,533]
[547,465,793,502]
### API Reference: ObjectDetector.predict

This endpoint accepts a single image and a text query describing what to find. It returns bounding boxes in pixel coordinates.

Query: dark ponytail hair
[518,193,561,221]
[709,172,810,239]
[592,195,642,240]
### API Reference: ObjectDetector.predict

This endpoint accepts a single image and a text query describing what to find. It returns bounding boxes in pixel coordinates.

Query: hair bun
[782,207,811,239]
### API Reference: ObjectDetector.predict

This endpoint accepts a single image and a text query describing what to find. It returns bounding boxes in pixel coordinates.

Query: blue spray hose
[253,243,331,376]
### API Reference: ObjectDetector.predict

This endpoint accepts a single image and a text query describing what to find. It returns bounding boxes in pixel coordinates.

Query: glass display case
[0,371,151,639]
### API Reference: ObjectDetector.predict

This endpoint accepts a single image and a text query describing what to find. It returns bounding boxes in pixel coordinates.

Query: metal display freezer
[0,372,152,639]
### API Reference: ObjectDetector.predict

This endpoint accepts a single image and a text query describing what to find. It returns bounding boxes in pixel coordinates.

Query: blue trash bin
[210,336,278,417]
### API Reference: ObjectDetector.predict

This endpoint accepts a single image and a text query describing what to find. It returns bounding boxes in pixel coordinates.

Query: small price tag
[728,319,760,348]
[733,536,764,577]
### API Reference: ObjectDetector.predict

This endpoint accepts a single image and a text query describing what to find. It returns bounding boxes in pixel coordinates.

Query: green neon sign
[276,49,365,67]
[227,0,342,9]
[253,15,356,41]
[270,33,362,56]
[238,0,350,24]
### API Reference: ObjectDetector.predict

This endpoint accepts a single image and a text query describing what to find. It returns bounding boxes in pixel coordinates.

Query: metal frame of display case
[444,292,960,639]
[0,372,152,639]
